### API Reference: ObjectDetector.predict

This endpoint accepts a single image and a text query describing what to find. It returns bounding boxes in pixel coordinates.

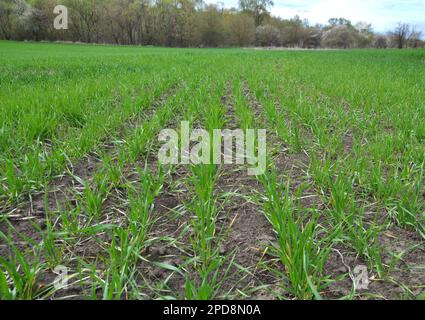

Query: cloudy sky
[207,0,425,33]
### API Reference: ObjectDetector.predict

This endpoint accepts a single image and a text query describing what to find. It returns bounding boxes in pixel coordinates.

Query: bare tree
[238,0,273,27]
[196,4,224,47]
[373,35,388,48]
[224,12,255,47]
[0,0,21,40]
[256,24,280,46]
[322,25,357,49]
[391,23,411,49]
[408,26,422,48]
[66,0,101,43]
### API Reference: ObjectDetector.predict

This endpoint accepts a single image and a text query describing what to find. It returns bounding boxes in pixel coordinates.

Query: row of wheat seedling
[94,72,216,299]
[250,62,421,288]
[0,66,181,209]
[0,68,207,299]
[182,77,237,299]
[282,52,425,236]
[252,69,389,282]
[229,76,332,299]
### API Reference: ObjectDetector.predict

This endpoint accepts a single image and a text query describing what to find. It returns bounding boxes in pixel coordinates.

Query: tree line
[1,0,424,48]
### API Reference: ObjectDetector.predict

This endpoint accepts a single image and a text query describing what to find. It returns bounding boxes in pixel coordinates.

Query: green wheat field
[1,41,425,300]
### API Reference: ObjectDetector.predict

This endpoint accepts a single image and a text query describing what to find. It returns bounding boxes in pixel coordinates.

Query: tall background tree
[238,0,273,27]
[391,23,411,48]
